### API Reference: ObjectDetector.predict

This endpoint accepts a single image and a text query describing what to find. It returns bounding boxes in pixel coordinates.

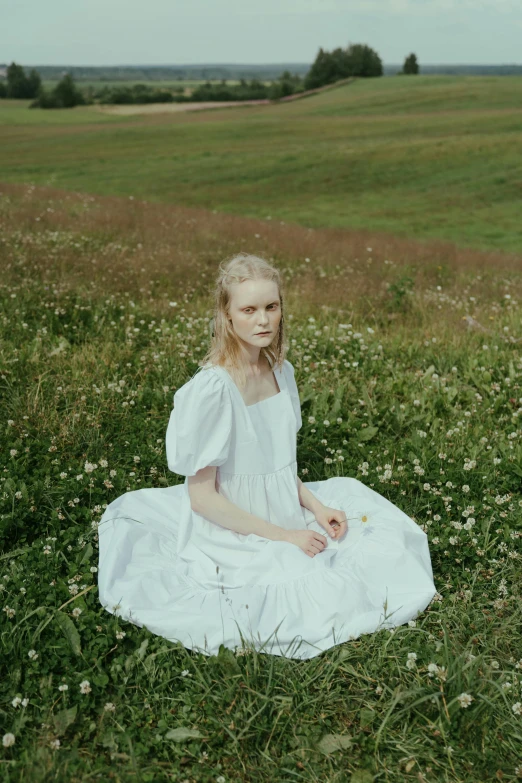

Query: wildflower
[50,738,60,749]
[406,652,417,670]
[79,680,91,695]
[181,669,191,677]
[512,702,522,715]
[104,702,116,712]
[10,449,18,457]
[28,649,38,660]
[115,631,126,640]
[457,693,474,708]
[2,733,15,747]
[71,607,82,618]
[11,696,22,708]
[58,684,68,692]
[3,606,15,618]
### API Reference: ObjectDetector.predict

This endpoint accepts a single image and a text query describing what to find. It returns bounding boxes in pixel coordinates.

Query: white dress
[98,359,437,660]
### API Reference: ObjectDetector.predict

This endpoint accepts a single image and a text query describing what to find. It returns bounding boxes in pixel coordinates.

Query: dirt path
[93,99,270,116]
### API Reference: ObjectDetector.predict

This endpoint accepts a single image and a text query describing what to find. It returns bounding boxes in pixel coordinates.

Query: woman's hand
[314,505,348,540]
[284,529,328,558]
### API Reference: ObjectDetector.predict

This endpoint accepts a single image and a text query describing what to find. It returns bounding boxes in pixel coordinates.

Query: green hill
[1,75,521,253]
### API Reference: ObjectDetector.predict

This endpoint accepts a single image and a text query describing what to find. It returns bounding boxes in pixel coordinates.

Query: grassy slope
[0,75,521,252]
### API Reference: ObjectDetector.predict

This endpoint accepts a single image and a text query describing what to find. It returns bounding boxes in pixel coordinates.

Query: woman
[98,253,437,660]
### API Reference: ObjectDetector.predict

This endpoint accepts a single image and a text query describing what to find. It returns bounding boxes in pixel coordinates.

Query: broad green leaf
[421,364,435,379]
[350,771,374,783]
[360,707,375,728]
[165,727,203,742]
[136,639,149,660]
[53,704,77,736]
[318,733,352,754]
[79,542,93,565]
[55,611,82,656]
[358,426,379,442]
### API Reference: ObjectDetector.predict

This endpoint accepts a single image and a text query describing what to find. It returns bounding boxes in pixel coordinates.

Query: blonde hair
[199,252,287,389]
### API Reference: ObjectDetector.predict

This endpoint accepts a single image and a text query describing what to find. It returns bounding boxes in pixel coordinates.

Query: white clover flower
[104,702,116,712]
[84,461,97,474]
[71,607,82,618]
[50,738,61,749]
[79,680,91,695]
[512,702,522,715]
[457,693,473,708]
[11,696,22,708]
[58,684,69,692]
[2,733,15,748]
[28,649,38,660]
[99,459,108,468]
[116,631,126,640]
[406,652,417,670]
[181,669,191,677]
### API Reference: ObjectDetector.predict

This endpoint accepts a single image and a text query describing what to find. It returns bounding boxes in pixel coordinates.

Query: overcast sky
[2,0,521,66]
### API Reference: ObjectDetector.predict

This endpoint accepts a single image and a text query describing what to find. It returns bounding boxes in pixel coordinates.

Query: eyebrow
[240,300,280,309]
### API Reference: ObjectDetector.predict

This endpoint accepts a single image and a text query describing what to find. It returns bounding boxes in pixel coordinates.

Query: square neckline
[209,362,285,410]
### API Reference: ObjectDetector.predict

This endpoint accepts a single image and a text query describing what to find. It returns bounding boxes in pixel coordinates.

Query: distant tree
[305,43,382,89]
[0,81,7,98]
[344,43,383,77]
[304,48,339,89]
[6,61,41,98]
[403,53,419,74]
[30,72,86,109]
[53,73,85,107]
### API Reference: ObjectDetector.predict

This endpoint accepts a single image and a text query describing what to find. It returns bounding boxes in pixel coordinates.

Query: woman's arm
[297,476,326,517]
[188,465,288,542]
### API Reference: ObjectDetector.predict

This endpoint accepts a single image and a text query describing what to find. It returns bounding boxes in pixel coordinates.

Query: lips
[255,331,271,335]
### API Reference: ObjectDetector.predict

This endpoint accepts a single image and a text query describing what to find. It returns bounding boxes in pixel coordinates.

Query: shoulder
[174,365,230,403]
[281,358,297,377]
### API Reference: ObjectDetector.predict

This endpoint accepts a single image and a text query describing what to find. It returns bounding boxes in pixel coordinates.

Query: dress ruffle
[98,476,436,660]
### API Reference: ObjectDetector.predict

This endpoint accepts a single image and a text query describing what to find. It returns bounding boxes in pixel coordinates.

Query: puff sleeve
[165,369,233,476]
[284,360,302,433]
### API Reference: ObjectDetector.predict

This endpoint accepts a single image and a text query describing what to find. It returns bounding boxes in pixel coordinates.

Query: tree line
[0,47,420,109]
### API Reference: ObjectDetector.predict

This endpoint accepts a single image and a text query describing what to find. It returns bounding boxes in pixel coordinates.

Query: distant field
[1,75,522,253]
[40,78,251,90]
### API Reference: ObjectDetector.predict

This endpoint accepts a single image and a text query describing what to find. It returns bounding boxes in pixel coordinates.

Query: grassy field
[1,75,522,253]
[0,182,521,781]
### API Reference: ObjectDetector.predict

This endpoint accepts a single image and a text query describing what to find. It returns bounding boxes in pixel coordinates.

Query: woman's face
[227,278,282,350]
